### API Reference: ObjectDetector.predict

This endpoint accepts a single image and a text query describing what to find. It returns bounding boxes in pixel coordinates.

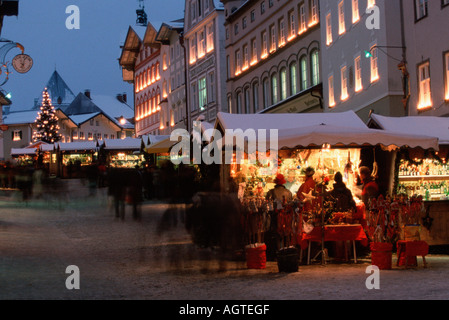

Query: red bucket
[370,242,393,270]
[246,244,267,269]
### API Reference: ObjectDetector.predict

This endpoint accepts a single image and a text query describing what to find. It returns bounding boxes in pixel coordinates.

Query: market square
[1,0,449,304]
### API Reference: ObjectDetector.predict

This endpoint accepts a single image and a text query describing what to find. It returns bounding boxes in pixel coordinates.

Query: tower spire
[136,0,147,26]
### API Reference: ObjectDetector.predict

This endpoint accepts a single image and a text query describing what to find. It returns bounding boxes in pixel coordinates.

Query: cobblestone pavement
[1,180,449,301]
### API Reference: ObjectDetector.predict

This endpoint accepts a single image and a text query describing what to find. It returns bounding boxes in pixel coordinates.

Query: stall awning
[11,148,37,156]
[145,137,179,154]
[102,138,142,150]
[215,110,368,132]
[369,113,449,145]
[212,112,439,151]
[57,141,98,152]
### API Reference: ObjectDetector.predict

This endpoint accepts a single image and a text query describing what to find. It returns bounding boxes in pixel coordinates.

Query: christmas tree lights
[33,88,62,143]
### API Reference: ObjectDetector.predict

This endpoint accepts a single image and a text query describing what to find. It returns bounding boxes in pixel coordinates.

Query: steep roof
[33,70,76,111]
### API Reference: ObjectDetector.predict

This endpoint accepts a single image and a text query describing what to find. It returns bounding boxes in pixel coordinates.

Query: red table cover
[298,225,369,250]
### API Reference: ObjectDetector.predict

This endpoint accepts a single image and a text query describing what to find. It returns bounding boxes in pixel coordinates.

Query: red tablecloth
[354,203,367,228]
[298,224,369,250]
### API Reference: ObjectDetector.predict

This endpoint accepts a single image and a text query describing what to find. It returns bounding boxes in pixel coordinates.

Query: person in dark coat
[266,173,293,204]
[108,168,126,220]
[329,172,356,212]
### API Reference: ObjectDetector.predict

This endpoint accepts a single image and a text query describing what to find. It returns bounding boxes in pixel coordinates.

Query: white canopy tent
[213,112,439,151]
[369,113,449,145]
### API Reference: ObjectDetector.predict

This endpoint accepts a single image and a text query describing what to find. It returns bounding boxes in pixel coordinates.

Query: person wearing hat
[358,166,379,206]
[296,167,316,211]
[265,173,293,204]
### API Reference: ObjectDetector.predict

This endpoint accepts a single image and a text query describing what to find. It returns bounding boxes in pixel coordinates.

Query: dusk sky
[1,0,184,111]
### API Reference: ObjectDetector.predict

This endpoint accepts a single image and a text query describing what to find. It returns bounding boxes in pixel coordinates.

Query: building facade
[184,0,227,129]
[156,21,187,133]
[320,0,406,121]
[402,0,449,117]
[223,0,322,115]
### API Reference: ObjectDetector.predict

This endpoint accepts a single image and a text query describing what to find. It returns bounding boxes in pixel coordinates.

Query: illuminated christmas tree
[33,88,61,143]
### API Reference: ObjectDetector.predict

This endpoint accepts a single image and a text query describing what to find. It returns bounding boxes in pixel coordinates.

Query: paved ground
[1,179,449,303]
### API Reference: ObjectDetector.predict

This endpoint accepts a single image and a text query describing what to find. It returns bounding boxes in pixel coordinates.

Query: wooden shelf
[398,175,449,180]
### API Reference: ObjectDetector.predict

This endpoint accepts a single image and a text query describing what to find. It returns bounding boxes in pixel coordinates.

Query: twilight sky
[1,0,184,111]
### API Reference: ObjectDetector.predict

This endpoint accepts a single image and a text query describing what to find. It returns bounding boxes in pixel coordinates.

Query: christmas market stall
[53,141,99,178]
[369,113,449,247]
[101,138,144,168]
[212,111,439,270]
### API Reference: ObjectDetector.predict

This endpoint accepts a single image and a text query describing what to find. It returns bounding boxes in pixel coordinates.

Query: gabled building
[32,70,76,112]
[222,0,322,115]
[402,0,449,117]
[320,0,406,121]
[183,0,227,129]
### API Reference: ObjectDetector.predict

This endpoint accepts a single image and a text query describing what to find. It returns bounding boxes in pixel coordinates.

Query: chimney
[84,89,91,99]
[116,93,123,102]
[122,92,127,103]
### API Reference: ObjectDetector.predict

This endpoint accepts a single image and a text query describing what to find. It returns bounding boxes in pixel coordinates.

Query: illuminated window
[328,76,335,107]
[288,10,296,40]
[341,66,348,100]
[370,46,379,82]
[326,13,333,45]
[243,44,249,70]
[261,31,268,58]
[299,4,306,33]
[270,25,276,52]
[197,30,205,58]
[271,74,278,105]
[251,38,258,65]
[244,87,251,114]
[290,63,298,95]
[309,0,319,26]
[367,0,375,8]
[253,83,260,111]
[263,78,269,108]
[207,23,214,52]
[189,35,197,64]
[280,68,287,100]
[198,77,207,110]
[338,1,346,35]
[418,61,432,109]
[311,50,320,86]
[445,52,449,100]
[355,56,363,92]
[300,56,308,90]
[12,130,22,141]
[279,18,286,47]
[352,0,360,23]
[235,49,241,75]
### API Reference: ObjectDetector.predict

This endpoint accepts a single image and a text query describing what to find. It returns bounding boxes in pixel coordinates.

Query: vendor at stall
[265,173,293,206]
[296,167,316,211]
[357,166,380,206]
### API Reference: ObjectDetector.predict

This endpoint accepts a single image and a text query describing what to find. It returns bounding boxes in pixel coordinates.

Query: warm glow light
[341,93,349,101]
[308,21,318,28]
[371,74,379,83]
[355,85,363,93]
[250,59,258,66]
[298,27,307,35]
[261,53,268,60]
[287,34,297,42]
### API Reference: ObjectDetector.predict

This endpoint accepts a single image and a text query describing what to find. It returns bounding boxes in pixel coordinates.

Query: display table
[396,240,429,268]
[298,224,369,264]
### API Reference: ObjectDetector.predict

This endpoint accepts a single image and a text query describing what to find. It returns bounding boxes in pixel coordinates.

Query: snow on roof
[215,111,368,132]
[69,112,101,125]
[3,110,38,125]
[370,114,449,145]
[141,134,171,147]
[57,141,98,151]
[102,138,142,150]
[11,148,37,155]
[89,94,134,128]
